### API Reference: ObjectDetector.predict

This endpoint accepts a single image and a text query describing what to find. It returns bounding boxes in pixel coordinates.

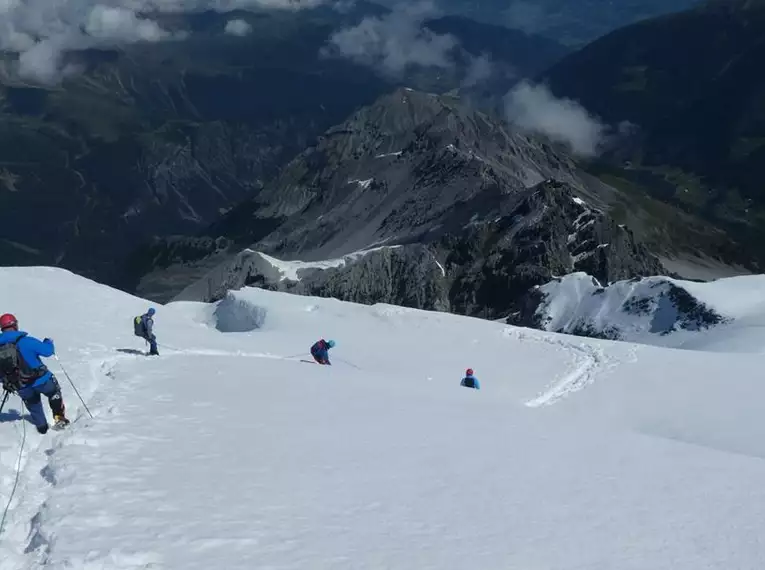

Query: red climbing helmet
[0,313,18,331]
[466,368,474,376]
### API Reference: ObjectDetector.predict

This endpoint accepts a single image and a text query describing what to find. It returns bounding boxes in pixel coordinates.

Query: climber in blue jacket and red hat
[310,338,335,365]
[0,313,70,433]
[461,368,480,390]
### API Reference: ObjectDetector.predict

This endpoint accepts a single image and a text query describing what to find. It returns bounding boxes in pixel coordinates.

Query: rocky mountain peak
[137,87,667,324]
[230,88,583,257]
[176,176,663,325]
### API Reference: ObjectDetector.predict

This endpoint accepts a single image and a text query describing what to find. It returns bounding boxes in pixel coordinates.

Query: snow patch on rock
[530,272,765,351]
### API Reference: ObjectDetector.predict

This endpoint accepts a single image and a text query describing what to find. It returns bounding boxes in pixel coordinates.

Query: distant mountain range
[0,5,566,288]
[132,89,726,324]
[543,0,765,271]
[378,0,699,45]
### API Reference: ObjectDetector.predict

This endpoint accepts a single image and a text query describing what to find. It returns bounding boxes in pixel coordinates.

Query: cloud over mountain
[0,0,330,83]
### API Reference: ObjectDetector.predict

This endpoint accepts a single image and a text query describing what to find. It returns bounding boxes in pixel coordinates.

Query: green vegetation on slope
[543,1,765,269]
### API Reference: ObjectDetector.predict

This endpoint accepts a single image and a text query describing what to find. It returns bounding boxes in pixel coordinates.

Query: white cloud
[503,0,546,35]
[504,80,606,157]
[86,6,168,42]
[17,39,67,84]
[462,52,492,87]
[0,0,332,84]
[326,0,459,77]
[168,0,329,12]
[224,18,252,36]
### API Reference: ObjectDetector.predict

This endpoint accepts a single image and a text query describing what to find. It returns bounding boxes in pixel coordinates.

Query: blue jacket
[0,330,54,387]
[461,375,480,390]
[140,314,155,338]
[310,340,331,364]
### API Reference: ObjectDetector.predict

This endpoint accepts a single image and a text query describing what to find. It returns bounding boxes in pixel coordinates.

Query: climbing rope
[0,397,27,539]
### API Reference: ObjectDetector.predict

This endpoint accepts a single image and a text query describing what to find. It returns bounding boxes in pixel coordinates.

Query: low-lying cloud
[0,0,330,84]
[503,0,546,35]
[326,1,459,77]
[224,19,253,36]
[505,81,606,157]
[86,6,169,43]
[462,53,492,87]
[326,0,495,86]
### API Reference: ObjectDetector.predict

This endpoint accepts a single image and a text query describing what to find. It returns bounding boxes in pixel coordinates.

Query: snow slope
[2,268,765,568]
[533,272,765,352]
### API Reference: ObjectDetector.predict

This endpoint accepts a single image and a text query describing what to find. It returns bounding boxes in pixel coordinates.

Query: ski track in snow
[500,327,626,408]
[2,321,623,566]
[3,328,612,561]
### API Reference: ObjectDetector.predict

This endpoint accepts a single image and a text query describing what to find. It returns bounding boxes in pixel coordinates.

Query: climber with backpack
[0,313,69,433]
[133,308,158,355]
[461,368,481,390]
[310,338,335,365]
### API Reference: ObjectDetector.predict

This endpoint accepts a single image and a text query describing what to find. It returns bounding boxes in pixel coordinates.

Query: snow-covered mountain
[2,267,765,568]
[519,271,765,351]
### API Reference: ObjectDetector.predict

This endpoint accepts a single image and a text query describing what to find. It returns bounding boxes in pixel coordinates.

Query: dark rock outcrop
[177,178,663,324]
[442,179,664,319]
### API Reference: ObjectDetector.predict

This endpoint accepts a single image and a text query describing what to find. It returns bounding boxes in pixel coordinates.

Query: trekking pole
[283,353,307,359]
[53,355,94,419]
[0,390,10,415]
[336,357,362,370]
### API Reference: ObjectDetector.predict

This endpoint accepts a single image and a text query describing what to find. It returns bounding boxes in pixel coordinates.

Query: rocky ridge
[176,178,663,322]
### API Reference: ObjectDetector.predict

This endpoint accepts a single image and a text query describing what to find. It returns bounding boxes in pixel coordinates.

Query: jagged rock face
[148,87,667,322]
[213,88,584,258]
[161,88,669,318]
[297,246,450,311]
[444,180,664,319]
[175,245,449,308]
[177,180,664,324]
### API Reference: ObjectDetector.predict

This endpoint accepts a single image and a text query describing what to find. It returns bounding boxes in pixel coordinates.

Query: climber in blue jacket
[461,368,480,390]
[0,313,70,433]
[310,339,335,365]
[134,308,158,355]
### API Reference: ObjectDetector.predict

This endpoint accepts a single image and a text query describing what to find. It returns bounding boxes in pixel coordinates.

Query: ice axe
[54,355,94,419]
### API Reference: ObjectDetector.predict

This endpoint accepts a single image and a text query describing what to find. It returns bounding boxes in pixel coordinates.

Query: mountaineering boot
[53,414,70,430]
[37,423,49,435]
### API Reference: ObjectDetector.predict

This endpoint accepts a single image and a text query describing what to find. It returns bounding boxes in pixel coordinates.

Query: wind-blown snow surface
[2,268,765,568]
